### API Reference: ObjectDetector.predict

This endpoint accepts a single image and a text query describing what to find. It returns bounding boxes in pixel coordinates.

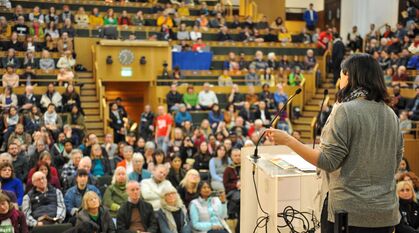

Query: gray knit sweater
[317,99,403,227]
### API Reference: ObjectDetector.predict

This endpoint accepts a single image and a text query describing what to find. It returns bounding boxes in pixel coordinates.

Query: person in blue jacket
[64,169,101,218]
[189,181,229,233]
[175,104,192,127]
[208,104,224,130]
[0,162,24,206]
[303,3,318,31]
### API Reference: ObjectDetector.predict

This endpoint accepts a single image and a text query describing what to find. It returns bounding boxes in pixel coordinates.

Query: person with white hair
[304,49,317,70]
[22,171,66,227]
[61,149,82,188]
[128,153,152,182]
[141,164,175,211]
[198,83,218,110]
[116,181,158,232]
[117,145,134,174]
[0,152,12,164]
[103,166,128,217]
[156,185,192,233]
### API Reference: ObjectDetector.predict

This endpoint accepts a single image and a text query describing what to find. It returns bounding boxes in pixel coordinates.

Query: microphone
[252,88,302,164]
[312,89,328,149]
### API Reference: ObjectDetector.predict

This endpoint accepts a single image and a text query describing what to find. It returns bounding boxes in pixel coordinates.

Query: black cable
[252,168,269,233]
[277,206,320,233]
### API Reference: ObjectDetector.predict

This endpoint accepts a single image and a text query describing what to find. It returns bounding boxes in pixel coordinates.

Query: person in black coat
[109,102,125,143]
[217,26,232,41]
[166,84,183,112]
[117,181,158,233]
[396,180,419,233]
[253,101,271,126]
[331,37,345,84]
[138,104,155,141]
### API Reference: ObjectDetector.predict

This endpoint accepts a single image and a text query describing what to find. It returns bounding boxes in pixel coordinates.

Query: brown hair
[0,162,14,178]
[0,193,13,212]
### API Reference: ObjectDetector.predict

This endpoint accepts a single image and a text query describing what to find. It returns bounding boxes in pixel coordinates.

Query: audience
[156,185,192,233]
[64,169,101,218]
[189,181,229,232]
[75,191,115,232]
[22,171,66,227]
[0,192,28,233]
[116,180,158,233]
[103,166,128,217]
[141,164,175,211]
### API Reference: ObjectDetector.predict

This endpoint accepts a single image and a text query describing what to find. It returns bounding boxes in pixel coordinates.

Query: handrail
[102,97,109,134]
[321,50,330,82]
[310,95,330,142]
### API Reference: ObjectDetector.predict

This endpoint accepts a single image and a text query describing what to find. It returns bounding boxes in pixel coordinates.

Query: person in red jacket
[223,148,241,233]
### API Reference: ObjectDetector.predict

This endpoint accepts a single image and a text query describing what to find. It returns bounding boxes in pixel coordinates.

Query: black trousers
[321,196,394,233]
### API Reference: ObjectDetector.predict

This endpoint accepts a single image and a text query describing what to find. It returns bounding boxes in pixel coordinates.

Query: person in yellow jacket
[157,12,174,28]
[89,7,104,28]
[0,16,11,39]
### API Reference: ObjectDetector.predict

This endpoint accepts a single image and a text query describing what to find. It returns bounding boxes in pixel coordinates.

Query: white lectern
[241,146,321,233]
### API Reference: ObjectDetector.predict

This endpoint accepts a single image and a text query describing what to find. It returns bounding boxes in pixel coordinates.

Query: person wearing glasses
[22,171,66,227]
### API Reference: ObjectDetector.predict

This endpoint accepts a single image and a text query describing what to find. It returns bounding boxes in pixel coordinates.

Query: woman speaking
[266,54,403,233]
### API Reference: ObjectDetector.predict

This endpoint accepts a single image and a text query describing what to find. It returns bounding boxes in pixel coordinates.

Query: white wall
[340,0,399,43]
[286,0,324,11]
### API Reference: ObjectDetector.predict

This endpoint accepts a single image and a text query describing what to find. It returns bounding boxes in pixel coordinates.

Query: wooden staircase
[292,75,336,143]
[78,72,105,142]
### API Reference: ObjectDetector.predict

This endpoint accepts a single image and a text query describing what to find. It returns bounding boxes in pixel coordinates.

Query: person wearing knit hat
[156,185,192,233]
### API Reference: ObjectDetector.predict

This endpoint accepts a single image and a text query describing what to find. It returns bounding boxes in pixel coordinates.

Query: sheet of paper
[277,154,317,171]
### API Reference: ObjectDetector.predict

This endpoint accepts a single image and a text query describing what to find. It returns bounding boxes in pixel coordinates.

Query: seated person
[406,87,419,121]
[66,156,98,189]
[116,145,135,175]
[0,192,28,233]
[74,7,89,27]
[157,186,192,233]
[166,155,186,189]
[20,66,38,87]
[1,48,20,68]
[183,86,200,110]
[22,50,38,68]
[26,160,61,192]
[41,103,63,140]
[128,153,152,183]
[116,181,158,233]
[89,143,112,177]
[75,191,115,232]
[198,83,218,110]
[64,169,101,218]
[22,171,66,227]
[0,86,18,111]
[0,162,24,206]
[103,166,128,217]
[61,149,82,189]
[175,104,192,127]
[141,165,175,211]
[288,66,305,86]
[218,69,233,86]
[189,181,229,232]
[39,50,55,72]
[2,65,19,87]
[223,148,241,219]
[40,83,63,112]
[209,145,231,191]
[395,180,419,232]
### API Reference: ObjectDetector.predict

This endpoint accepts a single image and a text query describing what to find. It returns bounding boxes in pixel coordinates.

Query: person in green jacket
[288,66,305,86]
[182,85,200,110]
[103,9,118,26]
[103,166,128,217]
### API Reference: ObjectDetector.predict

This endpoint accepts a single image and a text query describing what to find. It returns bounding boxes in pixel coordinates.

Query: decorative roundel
[118,49,135,65]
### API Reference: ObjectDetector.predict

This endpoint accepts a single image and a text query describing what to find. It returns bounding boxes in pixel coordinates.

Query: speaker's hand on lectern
[265,128,292,146]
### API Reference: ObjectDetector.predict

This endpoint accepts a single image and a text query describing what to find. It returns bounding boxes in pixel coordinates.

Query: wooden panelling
[404,140,419,173]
